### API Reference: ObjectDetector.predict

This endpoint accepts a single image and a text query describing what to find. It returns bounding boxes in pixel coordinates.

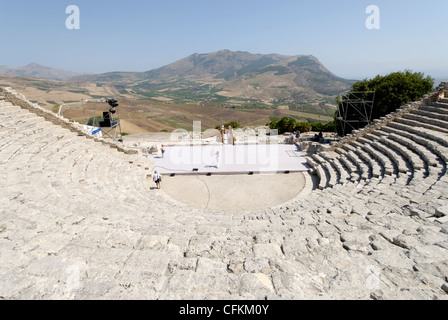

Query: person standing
[153,170,161,189]
[215,151,220,169]
[161,145,165,158]
[220,124,225,144]
[228,125,234,145]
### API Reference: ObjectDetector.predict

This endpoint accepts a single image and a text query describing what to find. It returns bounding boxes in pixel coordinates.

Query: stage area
[148,144,309,175]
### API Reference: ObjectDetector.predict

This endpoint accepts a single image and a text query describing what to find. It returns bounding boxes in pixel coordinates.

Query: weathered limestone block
[371,249,414,271]
[435,206,448,218]
[243,258,271,274]
[239,273,275,297]
[340,231,371,252]
[252,243,284,259]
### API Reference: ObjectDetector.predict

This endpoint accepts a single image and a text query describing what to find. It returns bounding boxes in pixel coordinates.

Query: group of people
[220,125,235,145]
[289,131,301,144]
[313,132,324,142]
[288,131,324,143]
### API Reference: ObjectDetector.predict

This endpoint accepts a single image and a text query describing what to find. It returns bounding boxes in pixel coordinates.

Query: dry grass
[1,75,336,135]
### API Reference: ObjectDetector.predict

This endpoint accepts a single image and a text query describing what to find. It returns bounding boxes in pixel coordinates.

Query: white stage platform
[147,144,310,175]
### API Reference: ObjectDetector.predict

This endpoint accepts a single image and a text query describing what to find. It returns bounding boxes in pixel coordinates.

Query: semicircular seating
[1,86,448,300]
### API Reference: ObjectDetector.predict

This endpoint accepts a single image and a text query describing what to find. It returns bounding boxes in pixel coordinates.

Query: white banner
[84,125,102,138]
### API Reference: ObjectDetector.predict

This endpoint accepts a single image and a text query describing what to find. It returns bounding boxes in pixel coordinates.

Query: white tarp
[84,125,102,138]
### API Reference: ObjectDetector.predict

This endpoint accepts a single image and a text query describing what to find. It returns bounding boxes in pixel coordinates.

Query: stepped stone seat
[307,157,328,189]
[420,105,448,115]
[2,85,448,300]
[374,133,425,172]
[338,153,361,182]
[312,154,336,189]
[403,112,448,130]
[320,152,351,185]
[349,141,382,178]
[363,133,409,174]
[331,158,351,184]
[383,128,440,168]
[357,137,395,175]
[339,146,370,180]
[386,123,448,165]
[385,125,446,165]
[395,117,448,134]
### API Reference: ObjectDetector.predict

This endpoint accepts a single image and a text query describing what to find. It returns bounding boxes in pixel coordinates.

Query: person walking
[153,170,161,189]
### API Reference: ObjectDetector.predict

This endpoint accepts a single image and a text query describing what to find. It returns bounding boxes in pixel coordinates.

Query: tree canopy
[336,70,434,135]
[268,117,334,134]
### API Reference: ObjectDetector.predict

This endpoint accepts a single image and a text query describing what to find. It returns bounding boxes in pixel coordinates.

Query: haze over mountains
[70,50,354,100]
[0,63,88,81]
[1,50,354,104]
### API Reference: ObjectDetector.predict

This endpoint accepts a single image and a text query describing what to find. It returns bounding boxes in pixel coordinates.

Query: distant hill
[144,50,352,95]
[0,63,88,81]
[70,50,354,107]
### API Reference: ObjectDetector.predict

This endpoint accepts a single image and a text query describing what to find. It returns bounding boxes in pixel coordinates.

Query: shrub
[295,122,312,133]
[215,121,242,130]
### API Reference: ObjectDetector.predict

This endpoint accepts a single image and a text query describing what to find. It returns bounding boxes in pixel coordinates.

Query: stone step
[50,144,92,192]
[1,125,65,154]
[315,165,329,190]
[369,139,410,174]
[71,149,95,183]
[0,116,48,136]
[382,127,440,168]
[403,112,448,131]
[336,153,361,182]
[378,135,424,171]
[385,124,448,163]
[330,158,351,184]
[340,146,369,180]
[412,108,448,122]
[0,107,26,117]
[349,141,382,179]
[0,103,17,111]
[357,137,395,175]
[5,132,70,169]
[308,156,330,189]
[388,121,448,148]
[320,152,349,185]
[395,117,448,135]
[420,105,448,116]
[429,101,448,108]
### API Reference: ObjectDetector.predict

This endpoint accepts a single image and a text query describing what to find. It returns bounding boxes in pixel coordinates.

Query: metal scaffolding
[336,91,375,136]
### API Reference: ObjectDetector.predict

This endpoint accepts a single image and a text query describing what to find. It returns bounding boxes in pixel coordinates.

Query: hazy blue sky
[0,0,447,80]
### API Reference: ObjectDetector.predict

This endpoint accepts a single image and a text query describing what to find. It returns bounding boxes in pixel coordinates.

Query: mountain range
[0,50,355,109]
[70,50,353,100]
[0,63,88,81]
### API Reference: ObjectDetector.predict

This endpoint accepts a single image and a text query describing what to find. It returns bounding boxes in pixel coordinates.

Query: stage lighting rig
[107,98,119,108]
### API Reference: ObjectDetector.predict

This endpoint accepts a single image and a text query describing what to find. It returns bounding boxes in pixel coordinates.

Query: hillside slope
[71,50,353,105]
[0,63,87,81]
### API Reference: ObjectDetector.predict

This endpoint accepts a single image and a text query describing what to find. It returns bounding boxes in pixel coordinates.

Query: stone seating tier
[1,85,448,300]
